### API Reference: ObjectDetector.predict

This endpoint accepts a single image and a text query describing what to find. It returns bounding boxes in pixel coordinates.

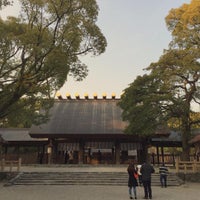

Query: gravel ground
[0,182,200,200]
[0,165,200,200]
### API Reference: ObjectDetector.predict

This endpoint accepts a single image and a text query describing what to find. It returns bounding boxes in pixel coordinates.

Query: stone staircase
[6,172,183,186]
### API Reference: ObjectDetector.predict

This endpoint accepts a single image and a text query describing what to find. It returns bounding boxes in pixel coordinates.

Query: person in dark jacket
[127,161,138,199]
[140,160,155,199]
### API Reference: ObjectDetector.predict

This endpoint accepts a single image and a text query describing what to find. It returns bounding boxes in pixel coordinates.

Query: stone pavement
[0,165,200,200]
[0,181,200,200]
[20,164,128,172]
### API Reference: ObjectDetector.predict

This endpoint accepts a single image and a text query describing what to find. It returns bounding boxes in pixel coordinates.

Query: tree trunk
[181,116,191,161]
[181,130,190,161]
[140,141,149,163]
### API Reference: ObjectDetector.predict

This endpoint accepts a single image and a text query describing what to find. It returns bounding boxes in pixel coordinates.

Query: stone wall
[0,172,17,181]
[177,172,200,182]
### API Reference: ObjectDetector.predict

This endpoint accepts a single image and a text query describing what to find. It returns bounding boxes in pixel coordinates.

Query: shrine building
[29,93,145,164]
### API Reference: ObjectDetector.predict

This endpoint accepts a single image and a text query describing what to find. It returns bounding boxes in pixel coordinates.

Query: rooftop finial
[93,93,98,100]
[102,93,107,99]
[84,93,89,99]
[75,93,80,99]
[56,92,63,100]
[111,93,116,99]
[66,93,71,99]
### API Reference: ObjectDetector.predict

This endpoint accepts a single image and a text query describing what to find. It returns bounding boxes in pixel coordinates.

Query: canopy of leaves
[0,0,12,9]
[166,0,200,50]
[119,74,170,136]
[0,0,107,126]
[118,1,200,160]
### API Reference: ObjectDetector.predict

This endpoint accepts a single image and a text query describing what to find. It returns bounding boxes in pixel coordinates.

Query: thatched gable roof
[30,99,128,138]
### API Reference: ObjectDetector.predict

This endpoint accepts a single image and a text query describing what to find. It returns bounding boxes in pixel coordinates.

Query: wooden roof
[1,100,188,146]
[151,131,182,147]
[0,128,47,144]
[29,99,128,138]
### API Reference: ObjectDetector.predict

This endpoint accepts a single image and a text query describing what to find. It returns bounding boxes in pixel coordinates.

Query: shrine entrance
[48,139,143,165]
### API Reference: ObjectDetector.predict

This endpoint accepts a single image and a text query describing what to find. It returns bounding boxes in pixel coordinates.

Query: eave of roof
[0,128,47,143]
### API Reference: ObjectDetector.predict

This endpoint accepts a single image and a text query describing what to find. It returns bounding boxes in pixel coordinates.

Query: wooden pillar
[115,141,120,164]
[54,142,58,164]
[78,140,85,164]
[112,147,115,164]
[140,142,148,163]
[161,146,164,164]
[156,146,160,165]
[4,145,8,156]
[16,145,20,157]
[87,148,91,164]
[193,159,197,173]
[152,153,155,165]
[175,158,179,173]
[47,139,53,164]
[39,144,45,164]
[17,158,22,172]
[172,153,175,167]
[1,158,5,171]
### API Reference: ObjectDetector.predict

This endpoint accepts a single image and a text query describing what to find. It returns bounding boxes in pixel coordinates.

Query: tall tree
[119,0,200,161]
[165,0,200,50]
[163,0,200,160]
[119,74,168,136]
[0,0,107,126]
[149,49,200,160]
[118,72,172,162]
[0,0,12,9]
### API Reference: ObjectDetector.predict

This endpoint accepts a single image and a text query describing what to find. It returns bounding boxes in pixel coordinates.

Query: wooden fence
[175,159,200,173]
[151,153,199,167]
[151,153,176,166]
[0,158,22,172]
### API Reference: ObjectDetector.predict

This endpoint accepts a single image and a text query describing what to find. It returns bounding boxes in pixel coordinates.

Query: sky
[0,0,191,99]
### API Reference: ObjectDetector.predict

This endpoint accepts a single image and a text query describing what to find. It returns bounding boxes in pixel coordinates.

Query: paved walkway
[20,164,128,172]
[3,164,179,173]
[0,165,200,200]
[0,181,200,200]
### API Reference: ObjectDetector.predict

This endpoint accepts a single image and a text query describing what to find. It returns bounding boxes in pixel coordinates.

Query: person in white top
[137,164,142,186]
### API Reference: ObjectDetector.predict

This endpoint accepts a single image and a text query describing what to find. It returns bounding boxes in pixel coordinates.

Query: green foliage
[0,0,107,126]
[0,98,53,128]
[119,0,200,160]
[166,0,200,49]
[0,0,12,9]
[119,74,170,136]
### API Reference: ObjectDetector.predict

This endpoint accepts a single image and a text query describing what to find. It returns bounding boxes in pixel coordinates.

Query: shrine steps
[5,172,183,186]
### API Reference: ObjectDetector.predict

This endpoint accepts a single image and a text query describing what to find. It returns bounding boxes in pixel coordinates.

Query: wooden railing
[0,158,22,172]
[175,159,200,173]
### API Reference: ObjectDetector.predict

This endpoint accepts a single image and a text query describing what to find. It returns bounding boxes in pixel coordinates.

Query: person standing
[127,161,138,199]
[137,164,142,186]
[159,163,168,188]
[140,160,155,199]
[64,151,69,164]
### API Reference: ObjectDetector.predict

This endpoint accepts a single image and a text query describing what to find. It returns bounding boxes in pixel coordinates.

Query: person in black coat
[127,162,138,199]
[140,161,155,199]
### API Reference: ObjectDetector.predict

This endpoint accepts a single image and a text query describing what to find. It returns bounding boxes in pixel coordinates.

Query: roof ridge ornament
[56,92,119,100]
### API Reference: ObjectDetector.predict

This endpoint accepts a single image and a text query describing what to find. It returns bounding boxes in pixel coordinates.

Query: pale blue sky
[64,0,191,98]
[0,0,191,98]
